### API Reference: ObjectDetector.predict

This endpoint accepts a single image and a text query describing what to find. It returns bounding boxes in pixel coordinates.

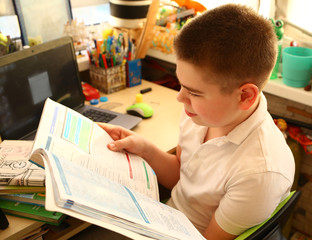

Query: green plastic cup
[282,47,312,88]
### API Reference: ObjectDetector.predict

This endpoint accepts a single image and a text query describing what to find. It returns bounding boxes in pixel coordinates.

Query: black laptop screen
[0,36,84,140]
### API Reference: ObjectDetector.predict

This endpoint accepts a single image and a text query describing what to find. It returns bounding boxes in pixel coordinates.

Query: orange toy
[172,0,206,13]
[287,125,312,154]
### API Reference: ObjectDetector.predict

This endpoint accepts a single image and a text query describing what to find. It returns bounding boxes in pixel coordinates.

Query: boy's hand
[97,123,151,158]
[97,122,181,189]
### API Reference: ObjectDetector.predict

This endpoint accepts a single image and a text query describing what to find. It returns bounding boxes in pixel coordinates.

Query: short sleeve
[214,172,292,235]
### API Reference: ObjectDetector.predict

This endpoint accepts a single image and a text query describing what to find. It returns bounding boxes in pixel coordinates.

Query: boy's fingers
[97,122,132,138]
[108,135,139,153]
[97,122,114,132]
[107,142,119,151]
[107,139,128,152]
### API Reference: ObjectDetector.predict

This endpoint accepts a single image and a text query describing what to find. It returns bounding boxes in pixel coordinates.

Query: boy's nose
[176,87,187,104]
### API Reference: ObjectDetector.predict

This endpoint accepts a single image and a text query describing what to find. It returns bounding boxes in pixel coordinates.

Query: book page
[31,98,158,200]
[43,155,150,240]
[42,150,205,240]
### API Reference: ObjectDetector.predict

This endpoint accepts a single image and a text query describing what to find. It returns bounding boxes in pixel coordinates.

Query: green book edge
[0,193,45,206]
[0,199,65,225]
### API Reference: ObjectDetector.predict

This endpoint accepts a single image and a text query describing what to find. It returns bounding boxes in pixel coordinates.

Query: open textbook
[29,98,205,240]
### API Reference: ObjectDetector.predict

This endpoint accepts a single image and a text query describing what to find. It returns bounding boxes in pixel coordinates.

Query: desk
[0,80,182,239]
[0,216,43,240]
[92,80,182,153]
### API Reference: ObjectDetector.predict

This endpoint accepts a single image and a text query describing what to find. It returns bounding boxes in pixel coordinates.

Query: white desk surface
[92,80,183,153]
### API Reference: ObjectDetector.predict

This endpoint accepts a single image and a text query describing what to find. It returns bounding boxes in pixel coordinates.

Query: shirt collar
[193,93,268,148]
[226,93,268,145]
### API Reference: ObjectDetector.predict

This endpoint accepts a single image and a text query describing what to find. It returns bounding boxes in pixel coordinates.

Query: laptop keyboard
[83,109,117,123]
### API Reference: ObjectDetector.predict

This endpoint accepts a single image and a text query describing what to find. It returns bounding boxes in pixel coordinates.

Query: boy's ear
[238,83,259,110]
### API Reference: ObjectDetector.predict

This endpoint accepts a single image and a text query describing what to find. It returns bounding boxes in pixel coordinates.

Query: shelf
[146,48,176,64]
[77,49,177,71]
[146,49,312,108]
[78,48,312,108]
[264,77,312,107]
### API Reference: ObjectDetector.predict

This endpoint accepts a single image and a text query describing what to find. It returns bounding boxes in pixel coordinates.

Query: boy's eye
[188,91,201,97]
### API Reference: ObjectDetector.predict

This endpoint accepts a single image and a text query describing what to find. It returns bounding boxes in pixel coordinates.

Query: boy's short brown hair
[173,4,277,93]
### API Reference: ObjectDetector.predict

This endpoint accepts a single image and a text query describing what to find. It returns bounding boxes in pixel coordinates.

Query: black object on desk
[0,208,9,230]
[140,87,152,94]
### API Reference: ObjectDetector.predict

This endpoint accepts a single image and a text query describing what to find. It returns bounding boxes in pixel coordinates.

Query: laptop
[0,36,141,140]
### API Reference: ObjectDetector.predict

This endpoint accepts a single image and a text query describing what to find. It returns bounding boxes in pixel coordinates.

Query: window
[283,0,312,32]
[275,0,312,48]
[70,0,110,25]
[14,0,71,45]
[0,0,20,39]
[0,15,21,39]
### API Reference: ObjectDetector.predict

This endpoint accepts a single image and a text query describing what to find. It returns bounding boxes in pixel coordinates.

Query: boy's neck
[204,96,261,142]
[204,126,233,142]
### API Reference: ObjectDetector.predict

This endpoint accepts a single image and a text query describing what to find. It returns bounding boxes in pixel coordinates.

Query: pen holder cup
[126,59,142,87]
[89,64,126,94]
[282,47,312,88]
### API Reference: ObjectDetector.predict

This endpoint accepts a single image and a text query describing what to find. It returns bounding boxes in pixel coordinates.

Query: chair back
[236,191,301,240]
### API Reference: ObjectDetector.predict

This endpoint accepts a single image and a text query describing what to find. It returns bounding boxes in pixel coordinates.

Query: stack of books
[0,140,65,225]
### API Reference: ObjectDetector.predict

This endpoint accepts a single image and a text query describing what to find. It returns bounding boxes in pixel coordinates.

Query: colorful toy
[274,118,287,139]
[270,19,284,80]
[81,82,100,101]
[287,125,312,154]
[0,33,8,56]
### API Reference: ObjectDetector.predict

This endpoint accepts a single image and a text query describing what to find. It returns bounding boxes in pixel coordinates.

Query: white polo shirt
[169,93,295,235]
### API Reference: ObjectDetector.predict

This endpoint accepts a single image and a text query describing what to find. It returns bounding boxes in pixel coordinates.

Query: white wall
[0,0,15,16]
[70,0,109,8]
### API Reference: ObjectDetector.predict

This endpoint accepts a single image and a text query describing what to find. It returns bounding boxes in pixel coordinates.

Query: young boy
[98,4,295,240]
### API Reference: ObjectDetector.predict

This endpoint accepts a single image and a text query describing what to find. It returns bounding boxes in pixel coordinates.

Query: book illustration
[61,110,93,153]
[0,141,45,186]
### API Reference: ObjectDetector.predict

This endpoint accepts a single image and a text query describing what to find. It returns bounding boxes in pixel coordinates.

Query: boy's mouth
[185,109,197,117]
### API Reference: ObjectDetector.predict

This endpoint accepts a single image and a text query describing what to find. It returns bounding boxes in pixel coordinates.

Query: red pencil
[102,54,108,69]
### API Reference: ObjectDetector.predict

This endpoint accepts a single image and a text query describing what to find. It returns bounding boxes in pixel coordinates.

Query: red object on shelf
[287,125,312,154]
[81,82,100,101]
[290,40,299,47]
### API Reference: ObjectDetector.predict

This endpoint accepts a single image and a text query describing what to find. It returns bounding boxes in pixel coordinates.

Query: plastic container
[282,47,312,88]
